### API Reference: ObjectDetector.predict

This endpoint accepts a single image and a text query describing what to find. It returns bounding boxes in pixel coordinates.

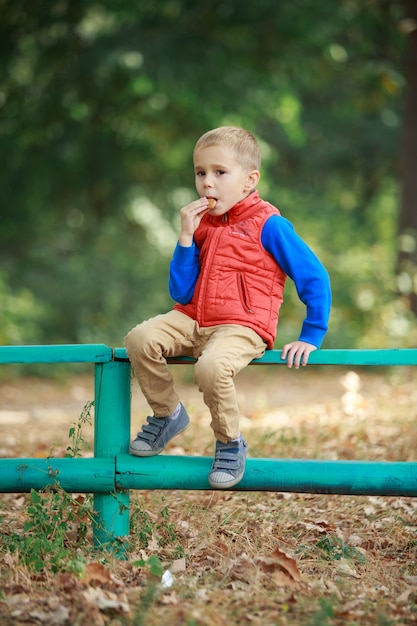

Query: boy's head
[193,126,261,215]
[194,126,261,173]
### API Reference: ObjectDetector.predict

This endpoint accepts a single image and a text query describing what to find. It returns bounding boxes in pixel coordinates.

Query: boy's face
[193,145,260,216]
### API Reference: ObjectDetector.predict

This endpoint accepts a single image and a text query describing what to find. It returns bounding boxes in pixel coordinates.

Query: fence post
[93,359,131,551]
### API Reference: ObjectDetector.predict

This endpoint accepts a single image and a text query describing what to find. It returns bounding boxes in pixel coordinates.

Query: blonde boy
[125,126,331,488]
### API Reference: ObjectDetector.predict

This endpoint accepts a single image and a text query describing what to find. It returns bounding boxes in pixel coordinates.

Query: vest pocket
[238,273,254,314]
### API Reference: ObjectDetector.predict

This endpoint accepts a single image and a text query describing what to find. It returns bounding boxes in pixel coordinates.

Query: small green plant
[22,487,93,572]
[1,401,95,572]
[306,598,335,626]
[2,487,94,572]
[158,504,183,555]
[66,400,94,457]
[130,497,184,558]
[130,506,155,547]
[316,535,366,563]
[128,555,167,626]
[132,554,164,577]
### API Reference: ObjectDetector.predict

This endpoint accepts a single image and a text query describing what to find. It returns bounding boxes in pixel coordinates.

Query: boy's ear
[245,169,260,190]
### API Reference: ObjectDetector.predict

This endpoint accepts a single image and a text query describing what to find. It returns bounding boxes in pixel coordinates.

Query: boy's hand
[281,341,317,369]
[179,198,209,247]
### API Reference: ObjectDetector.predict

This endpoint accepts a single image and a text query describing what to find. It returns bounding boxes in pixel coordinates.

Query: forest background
[1,0,416,352]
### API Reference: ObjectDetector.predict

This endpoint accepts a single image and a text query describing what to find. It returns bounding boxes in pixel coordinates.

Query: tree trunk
[397,0,417,315]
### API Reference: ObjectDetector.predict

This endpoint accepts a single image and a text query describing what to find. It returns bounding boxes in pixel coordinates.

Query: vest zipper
[197,227,223,323]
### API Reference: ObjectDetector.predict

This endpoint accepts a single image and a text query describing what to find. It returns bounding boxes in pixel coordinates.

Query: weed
[306,598,335,626]
[130,581,161,626]
[316,535,367,564]
[66,400,94,458]
[376,612,396,626]
[132,554,164,577]
[128,555,164,626]
[158,504,184,555]
[130,505,155,547]
[1,401,95,573]
[129,496,184,558]
[2,487,94,572]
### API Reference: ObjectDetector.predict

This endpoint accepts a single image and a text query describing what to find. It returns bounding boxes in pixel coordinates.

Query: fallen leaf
[404,574,417,585]
[397,588,413,604]
[3,551,16,567]
[171,557,186,573]
[271,570,298,587]
[28,604,70,624]
[196,588,210,603]
[82,587,130,613]
[50,605,71,625]
[83,562,112,585]
[336,558,360,578]
[161,591,179,605]
[298,518,336,533]
[255,547,301,585]
[146,533,160,551]
[58,573,79,593]
[337,598,363,614]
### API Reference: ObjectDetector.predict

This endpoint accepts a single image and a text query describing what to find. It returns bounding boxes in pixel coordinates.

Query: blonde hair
[194,126,261,172]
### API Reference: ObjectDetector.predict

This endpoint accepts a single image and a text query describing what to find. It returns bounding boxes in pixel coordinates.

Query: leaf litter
[0,366,417,624]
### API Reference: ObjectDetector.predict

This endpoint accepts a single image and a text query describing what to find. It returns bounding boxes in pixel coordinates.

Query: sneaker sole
[208,471,244,489]
[129,422,190,457]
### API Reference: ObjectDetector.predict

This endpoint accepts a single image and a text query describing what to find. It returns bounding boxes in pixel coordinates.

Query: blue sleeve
[168,242,200,304]
[261,215,332,348]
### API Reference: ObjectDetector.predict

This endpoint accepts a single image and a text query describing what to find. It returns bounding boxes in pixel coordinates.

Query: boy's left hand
[281,341,317,369]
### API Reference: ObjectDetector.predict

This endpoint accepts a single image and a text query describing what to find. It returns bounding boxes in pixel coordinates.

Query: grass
[0,366,417,624]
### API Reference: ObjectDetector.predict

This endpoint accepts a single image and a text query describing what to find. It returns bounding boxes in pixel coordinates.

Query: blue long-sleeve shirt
[169,213,331,348]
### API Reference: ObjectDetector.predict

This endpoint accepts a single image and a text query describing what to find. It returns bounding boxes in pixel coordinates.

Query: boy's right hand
[179,198,209,247]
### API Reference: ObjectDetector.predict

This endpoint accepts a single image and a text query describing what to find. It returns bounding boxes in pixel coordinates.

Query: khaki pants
[124,310,267,443]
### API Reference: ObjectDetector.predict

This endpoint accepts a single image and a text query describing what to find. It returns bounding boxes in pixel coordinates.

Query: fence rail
[1,344,416,552]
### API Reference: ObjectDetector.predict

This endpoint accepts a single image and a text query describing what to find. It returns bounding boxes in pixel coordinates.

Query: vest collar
[222,190,261,222]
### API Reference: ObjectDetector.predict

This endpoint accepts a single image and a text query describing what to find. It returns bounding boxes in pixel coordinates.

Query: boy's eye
[196,171,205,177]
[216,170,225,175]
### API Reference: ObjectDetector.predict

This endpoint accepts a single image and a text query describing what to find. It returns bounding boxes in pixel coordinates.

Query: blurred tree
[0,0,413,347]
[397,0,417,315]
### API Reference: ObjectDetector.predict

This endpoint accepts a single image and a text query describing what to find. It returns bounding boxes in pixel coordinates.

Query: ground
[0,364,417,625]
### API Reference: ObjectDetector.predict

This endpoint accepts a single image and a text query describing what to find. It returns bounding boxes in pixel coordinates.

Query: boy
[125,126,331,489]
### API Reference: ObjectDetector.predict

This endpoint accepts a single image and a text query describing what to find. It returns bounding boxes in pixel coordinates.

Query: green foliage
[0,0,413,347]
[306,598,335,626]
[128,559,164,626]
[0,400,96,573]
[0,271,46,345]
[132,554,164,578]
[316,535,367,564]
[3,487,93,573]
[66,400,94,458]
[130,497,184,558]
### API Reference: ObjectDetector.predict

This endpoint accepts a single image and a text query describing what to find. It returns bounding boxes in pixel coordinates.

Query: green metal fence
[1,345,417,552]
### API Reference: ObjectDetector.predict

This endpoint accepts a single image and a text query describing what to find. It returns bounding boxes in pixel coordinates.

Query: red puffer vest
[174,191,287,348]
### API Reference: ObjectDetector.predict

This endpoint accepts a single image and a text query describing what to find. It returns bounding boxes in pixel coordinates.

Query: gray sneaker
[208,435,247,489]
[129,404,190,457]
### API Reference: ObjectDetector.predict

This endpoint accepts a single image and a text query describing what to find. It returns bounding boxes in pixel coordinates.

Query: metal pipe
[116,454,417,497]
[93,361,131,550]
[0,457,115,493]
